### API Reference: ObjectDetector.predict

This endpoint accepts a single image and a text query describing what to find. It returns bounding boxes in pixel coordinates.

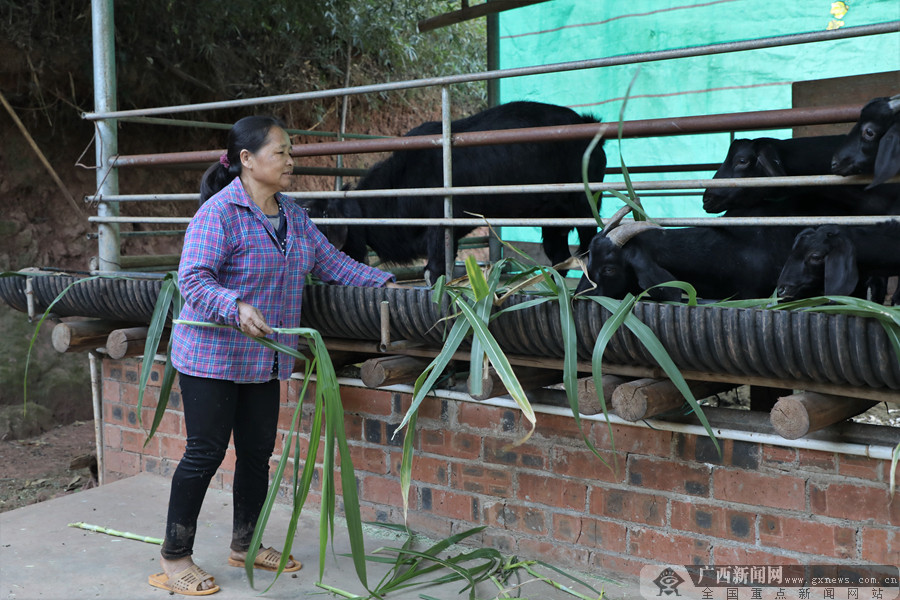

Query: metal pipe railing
[82,21,898,121]
[108,104,862,168]
[115,115,386,139]
[83,190,713,202]
[84,13,898,279]
[441,87,455,280]
[84,173,887,204]
[88,216,898,227]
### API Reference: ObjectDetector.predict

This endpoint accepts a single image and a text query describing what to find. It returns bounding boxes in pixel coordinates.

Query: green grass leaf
[465,255,490,301]
[582,127,608,227]
[449,289,536,442]
[172,320,370,590]
[399,408,418,529]
[589,294,637,464]
[397,314,471,519]
[139,272,179,442]
[588,295,720,457]
[539,268,611,469]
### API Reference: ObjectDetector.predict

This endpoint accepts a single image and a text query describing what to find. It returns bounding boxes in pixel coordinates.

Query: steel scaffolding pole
[91,0,120,271]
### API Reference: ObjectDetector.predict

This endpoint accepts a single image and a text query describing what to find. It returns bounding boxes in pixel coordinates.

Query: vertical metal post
[92,0,120,271]
[379,300,391,352]
[441,86,454,281]
[335,43,353,192]
[486,6,503,265]
[89,351,105,486]
[486,7,500,108]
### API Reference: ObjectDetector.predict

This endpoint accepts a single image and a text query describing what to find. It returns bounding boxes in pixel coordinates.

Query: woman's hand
[237,300,274,337]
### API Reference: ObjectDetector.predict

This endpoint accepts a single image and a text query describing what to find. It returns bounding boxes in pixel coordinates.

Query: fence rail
[83,5,899,274]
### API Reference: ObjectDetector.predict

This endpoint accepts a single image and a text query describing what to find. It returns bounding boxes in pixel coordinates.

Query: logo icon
[653,567,685,596]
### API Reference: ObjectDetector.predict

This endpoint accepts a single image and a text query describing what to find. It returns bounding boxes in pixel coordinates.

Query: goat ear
[823,237,858,297]
[756,145,787,177]
[323,201,350,250]
[628,249,681,301]
[869,122,900,188]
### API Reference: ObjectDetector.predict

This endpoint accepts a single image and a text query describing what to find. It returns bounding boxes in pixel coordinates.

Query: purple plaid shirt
[171,177,393,382]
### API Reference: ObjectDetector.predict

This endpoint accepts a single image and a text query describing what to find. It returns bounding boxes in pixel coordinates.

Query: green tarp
[495,0,899,244]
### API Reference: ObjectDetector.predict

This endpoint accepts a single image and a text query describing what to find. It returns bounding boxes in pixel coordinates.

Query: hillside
[0,1,485,434]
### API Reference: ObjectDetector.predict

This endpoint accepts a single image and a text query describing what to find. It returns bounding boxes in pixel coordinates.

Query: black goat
[832,95,900,188]
[573,202,823,302]
[702,135,899,216]
[300,101,607,284]
[829,96,900,303]
[776,222,900,301]
[701,136,845,213]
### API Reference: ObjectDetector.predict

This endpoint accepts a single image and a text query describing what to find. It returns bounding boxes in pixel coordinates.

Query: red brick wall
[101,358,899,573]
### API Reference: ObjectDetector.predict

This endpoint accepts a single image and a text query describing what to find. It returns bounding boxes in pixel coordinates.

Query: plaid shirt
[171,177,393,382]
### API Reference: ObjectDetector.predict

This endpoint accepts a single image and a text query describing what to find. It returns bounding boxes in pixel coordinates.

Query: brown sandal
[228,546,302,573]
[148,564,220,596]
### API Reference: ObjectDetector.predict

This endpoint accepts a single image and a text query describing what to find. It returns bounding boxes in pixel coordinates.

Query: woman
[149,115,398,596]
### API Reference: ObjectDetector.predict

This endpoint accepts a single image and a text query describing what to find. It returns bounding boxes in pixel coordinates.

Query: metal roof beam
[417,0,551,32]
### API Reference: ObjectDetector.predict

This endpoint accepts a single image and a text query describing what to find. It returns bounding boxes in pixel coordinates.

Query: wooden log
[51,319,132,353]
[770,392,879,440]
[360,355,433,388]
[612,378,738,421]
[106,327,170,360]
[575,375,633,415]
[467,366,562,401]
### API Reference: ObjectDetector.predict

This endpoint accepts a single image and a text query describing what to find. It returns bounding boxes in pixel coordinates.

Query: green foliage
[0,0,485,120]
[172,319,371,591]
[136,272,181,444]
[319,523,616,599]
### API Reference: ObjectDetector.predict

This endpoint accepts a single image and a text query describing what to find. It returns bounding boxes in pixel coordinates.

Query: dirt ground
[0,419,98,513]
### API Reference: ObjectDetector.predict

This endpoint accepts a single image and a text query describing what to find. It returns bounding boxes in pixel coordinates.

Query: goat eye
[736,157,749,166]
[808,253,824,265]
[862,127,876,141]
[601,266,618,276]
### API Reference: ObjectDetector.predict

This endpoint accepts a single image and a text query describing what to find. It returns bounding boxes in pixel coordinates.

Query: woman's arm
[178,204,242,325]
[300,209,395,287]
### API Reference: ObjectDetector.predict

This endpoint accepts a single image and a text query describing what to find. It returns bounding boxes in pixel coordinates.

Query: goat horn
[606,221,662,247]
[601,205,633,233]
[888,94,900,113]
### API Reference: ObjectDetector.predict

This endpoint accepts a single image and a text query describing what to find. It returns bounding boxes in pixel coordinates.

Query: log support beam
[360,355,434,388]
[612,378,738,422]
[770,392,878,439]
[105,326,169,359]
[575,375,633,415]
[52,319,135,354]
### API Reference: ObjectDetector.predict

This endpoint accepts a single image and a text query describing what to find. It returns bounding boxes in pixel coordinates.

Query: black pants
[161,373,280,559]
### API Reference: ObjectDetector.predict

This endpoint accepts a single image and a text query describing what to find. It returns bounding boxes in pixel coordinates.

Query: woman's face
[241,127,294,193]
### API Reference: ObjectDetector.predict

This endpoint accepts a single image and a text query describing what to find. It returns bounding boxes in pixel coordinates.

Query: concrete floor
[1,472,648,600]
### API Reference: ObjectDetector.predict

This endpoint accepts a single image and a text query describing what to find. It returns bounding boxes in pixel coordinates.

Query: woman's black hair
[199,115,287,204]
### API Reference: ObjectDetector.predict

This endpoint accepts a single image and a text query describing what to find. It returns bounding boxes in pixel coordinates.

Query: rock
[0,403,54,441]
